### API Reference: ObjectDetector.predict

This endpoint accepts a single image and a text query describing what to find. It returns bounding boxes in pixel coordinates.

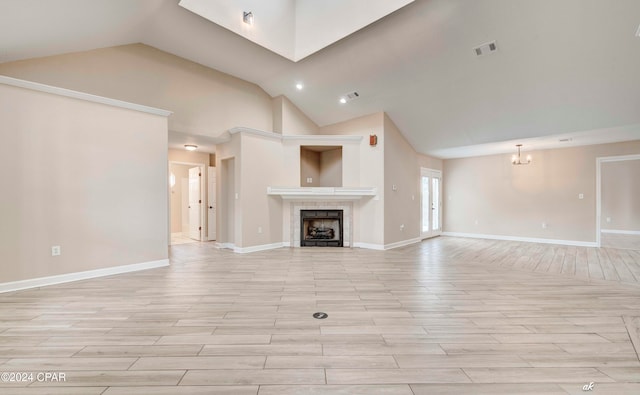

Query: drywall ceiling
[1,0,640,158]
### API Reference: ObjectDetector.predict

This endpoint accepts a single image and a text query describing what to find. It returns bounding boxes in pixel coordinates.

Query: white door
[188,167,201,241]
[207,166,217,241]
[421,168,442,239]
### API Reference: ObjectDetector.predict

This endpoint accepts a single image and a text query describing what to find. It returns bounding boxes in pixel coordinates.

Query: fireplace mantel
[267,187,376,201]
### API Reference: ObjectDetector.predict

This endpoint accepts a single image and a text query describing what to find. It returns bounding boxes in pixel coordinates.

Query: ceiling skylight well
[178,0,414,62]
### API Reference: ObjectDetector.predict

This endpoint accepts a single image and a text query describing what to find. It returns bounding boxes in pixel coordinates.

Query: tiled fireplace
[291,201,353,247]
[267,187,375,248]
[301,209,344,247]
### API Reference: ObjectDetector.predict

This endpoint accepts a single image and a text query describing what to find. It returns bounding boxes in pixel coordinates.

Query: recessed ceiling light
[295,82,304,90]
[339,97,347,104]
[184,144,198,151]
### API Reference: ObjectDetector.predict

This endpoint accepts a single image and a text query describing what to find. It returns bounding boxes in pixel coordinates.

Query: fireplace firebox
[300,210,343,247]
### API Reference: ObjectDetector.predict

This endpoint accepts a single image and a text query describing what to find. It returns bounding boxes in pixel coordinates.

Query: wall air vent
[473,40,498,57]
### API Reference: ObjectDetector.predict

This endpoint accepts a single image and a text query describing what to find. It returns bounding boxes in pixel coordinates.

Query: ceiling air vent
[339,91,360,104]
[473,41,498,57]
[345,91,359,101]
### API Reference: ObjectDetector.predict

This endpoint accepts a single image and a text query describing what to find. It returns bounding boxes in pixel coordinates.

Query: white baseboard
[233,242,285,254]
[216,242,235,250]
[282,241,291,247]
[0,259,169,294]
[384,237,422,250]
[442,232,598,247]
[354,237,422,251]
[601,229,640,235]
[353,242,385,250]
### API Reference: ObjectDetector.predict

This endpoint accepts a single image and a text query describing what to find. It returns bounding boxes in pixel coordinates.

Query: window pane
[432,177,440,231]
[421,176,430,232]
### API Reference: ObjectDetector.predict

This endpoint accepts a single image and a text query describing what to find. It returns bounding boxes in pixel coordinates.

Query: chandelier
[511,144,531,165]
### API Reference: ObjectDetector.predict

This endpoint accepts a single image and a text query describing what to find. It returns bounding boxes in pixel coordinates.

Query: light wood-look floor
[601,233,640,251]
[1,236,639,394]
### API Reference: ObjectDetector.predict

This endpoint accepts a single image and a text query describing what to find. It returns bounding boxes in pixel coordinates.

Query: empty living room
[1,0,640,394]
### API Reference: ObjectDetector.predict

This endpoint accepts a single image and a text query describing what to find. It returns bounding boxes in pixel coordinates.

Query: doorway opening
[420,167,442,240]
[596,154,640,249]
[169,162,206,245]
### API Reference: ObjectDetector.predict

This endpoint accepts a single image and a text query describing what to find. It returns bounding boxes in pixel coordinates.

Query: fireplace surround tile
[290,201,353,248]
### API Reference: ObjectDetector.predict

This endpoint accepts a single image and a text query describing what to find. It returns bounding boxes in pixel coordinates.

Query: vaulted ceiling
[1,0,639,158]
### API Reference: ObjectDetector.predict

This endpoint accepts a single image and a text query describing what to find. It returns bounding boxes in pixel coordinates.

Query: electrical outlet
[578,193,584,200]
[235,193,239,200]
[51,246,61,256]
[606,217,611,223]
[400,224,405,231]
[542,222,547,229]
[257,226,263,234]
[306,177,313,184]
[474,219,479,225]
[392,184,398,191]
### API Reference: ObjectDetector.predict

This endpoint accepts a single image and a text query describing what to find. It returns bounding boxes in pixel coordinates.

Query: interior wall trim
[442,232,598,247]
[354,237,422,251]
[233,242,285,254]
[0,75,172,116]
[228,127,363,143]
[0,259,169,294]
[601,229,640,235]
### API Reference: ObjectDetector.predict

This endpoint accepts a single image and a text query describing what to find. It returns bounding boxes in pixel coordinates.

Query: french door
[421,168,442,239]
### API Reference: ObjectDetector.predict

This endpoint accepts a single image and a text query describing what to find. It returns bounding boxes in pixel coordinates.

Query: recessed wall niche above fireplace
[301,209,343,247]
[300,146,342,187]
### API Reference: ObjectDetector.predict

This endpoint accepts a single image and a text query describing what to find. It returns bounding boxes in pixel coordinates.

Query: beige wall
[418,153,443,171]
[319,113,385,245]
[0,83,168,283]
[320,148,343,187]
[601,159,640,231]
[239,134,286,248]
[216,134,242,246]
[273,95,319,135]
[219,157,236,245]
[299,147,343,187]
[443,141,640,243]
[0,44,274,137]
[383,114,443,244]
[168,149,210,165]
[300,147,321,186]
[384,115,419,244]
